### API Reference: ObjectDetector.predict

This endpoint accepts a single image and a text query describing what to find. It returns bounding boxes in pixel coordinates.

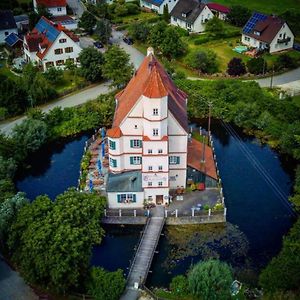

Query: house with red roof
[106,47,217,208]
[33,0,67,16]
[242,13,294,54]
[23,17,81,70]
[207,2,230,20]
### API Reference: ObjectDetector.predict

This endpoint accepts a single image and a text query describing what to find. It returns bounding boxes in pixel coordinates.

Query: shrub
[185,50,218,74]
[274,54,296,71]
[227,57,246,76]
[247,57,267,75]
[170,275,189,296]
[194,36,211,45]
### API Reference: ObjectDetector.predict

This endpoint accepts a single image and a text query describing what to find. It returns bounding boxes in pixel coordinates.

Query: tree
[188,259,233,300]
[148,21,167,51]
[114,3,128,16]
[227,5,251,27]
[128,22,150,42]
[185,50,218,74]
[102,45,133,87]
[169,275,189,297]
[8,189,106,293]
[160,27,185,59]
[274,54,296,71]
[87,267,126,300]
[227,57,246,76]
[246,57,266,75]
[79,11,96,33]
[95,18,112,44]
[163,4,169,22]
[125,2,139,15]
[79,47,104,82]
[280,9,300,36]
[43,67,64,84]
[0,156,17,180]
[0,179,15,204]
[205,16,224,38]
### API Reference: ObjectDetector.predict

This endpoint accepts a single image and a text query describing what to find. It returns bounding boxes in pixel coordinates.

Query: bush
[274,54,296,71]
[185,50,218,74]
[194,36,212,45]
[170,275,189,296]
[227,5,251,27]
[227,57,246,76]
[247,57,267,75]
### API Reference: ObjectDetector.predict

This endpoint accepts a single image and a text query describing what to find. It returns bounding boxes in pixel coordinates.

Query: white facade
[170,5,213,33]
[140,0,178,14]
[242,22,294,54]
[33,0,67,16]
[107,192,144,209]
[0,28,18,44]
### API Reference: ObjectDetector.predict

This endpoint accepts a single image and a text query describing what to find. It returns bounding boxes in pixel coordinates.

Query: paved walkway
[0,258,38,300]
[0,82,111,136]
[120,206,165,300]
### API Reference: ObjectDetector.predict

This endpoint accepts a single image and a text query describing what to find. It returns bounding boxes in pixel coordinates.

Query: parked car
[94,41,103,49]
[293,43,300,52]
[123,36,133,45]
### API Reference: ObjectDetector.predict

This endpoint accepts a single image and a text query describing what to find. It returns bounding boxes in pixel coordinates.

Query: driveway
[0,257,38,300]
[0,82,111,136]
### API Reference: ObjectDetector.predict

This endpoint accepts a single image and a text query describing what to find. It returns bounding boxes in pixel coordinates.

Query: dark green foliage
[95,18,112,44]
[79,11,96,33]
[185,50,218,74]
[125,2,139,15]
[28,7,52,30]
[79,47,104,82]
[128,22,150,42]
[169,275,189,296]
[160,27,185,58]
[102,45,133,87]
[205,16,224,38]
[162,4,169,22]
[148,21,168,51]
[247,57,267,74]
[280,9,300,36]
[274,54,296,71]
[43,67,64,84]
[227,57,246,76]
[227,5,251,27]
[8,189,106,293]
[87,267,126,300]
[0,179,15,204]
[259,218,300,293]
[0,156,17,180]
[188,259,233,300]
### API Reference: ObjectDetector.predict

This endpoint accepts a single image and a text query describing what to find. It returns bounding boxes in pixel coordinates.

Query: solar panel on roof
[5,33,20,46]
[243,12,267,33]
[35,18,59,42]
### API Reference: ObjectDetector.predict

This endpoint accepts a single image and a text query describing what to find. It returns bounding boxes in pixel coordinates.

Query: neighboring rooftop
[207,2,230,14]
[187,138,217,180]
[243,13,286,43]
[14,14,29,23]
[106,171,143,193]
[51,15,77,26]
[170,0,206,24]
[0,10,17,30]
[36,0,66,7]
[114,52,188,132]
[5,32,22,47]
[143,0,164,6]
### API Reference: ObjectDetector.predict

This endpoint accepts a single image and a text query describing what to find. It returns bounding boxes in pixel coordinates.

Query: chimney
[147,47,154,56]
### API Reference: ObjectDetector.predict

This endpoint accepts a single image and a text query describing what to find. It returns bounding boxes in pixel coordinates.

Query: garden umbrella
[102,142,105,157]
[101,128,106,139]
[89,179,93,192]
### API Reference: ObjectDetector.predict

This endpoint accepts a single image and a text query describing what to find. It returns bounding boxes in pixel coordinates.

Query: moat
[16,120,295,286]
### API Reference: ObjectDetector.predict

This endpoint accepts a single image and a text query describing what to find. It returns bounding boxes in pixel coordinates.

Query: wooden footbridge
[120,206,165,300]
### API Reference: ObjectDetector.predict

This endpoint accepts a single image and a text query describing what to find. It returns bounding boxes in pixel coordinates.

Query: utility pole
[270,65,274,89]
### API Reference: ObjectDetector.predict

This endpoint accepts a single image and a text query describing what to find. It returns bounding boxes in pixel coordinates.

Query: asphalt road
[0,83,111,135]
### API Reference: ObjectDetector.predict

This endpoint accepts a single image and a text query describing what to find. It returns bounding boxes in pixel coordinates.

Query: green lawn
[216,0,300,14]
[114,11,159,26]
[0,60,19,80]
[53,70,87,94]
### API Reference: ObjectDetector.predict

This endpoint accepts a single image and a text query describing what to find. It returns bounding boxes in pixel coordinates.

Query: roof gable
[207,3,230,14]
[113,53,188,132]
[36,0,66,8]
[0,10,17,30]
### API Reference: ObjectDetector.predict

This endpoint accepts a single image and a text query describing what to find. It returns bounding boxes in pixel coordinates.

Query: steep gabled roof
[36,0,66,8]
[107,127,123,138]
[207,3,230,14]
[0,10,17,31]
[170,0,207,24]
[113,53,188,132]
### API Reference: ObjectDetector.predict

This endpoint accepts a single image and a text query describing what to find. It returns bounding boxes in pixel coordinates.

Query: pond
[16,121,295,287]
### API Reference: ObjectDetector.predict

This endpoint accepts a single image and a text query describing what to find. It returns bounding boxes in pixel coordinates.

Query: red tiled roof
[207,3,230,14]
[113,54,188,132]
[246,16,285,44]
[143,135,168,141]
[187,138,217,180]
[107,127,123,138]
[36,0,66,8]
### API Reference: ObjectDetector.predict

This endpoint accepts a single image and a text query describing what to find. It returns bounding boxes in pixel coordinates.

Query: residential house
[51,15,78,30]
[170,0,213,33]
[23,17,81,70]
[242,12,294,54]
[207,2,230,20]
[106,47,217,208]
[0,10,18,44]
[140,0,178,15]
[33,0,67,16]
[14,14,29,33]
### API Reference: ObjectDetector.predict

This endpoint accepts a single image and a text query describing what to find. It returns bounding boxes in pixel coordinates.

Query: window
[57,7,62,11]
[148,195,153,201]
[109,158,117,167]
[46,61,54,68]
[158,165,163,171]
[59,38,67,43]
[65,47,73,53]
[54,48,63,55]
[130,156,142,165]
[173,17,177,22]
[279,33,282,38]
[153,108,158,116]
[169,156,180,165]
[109,139,116,150]
[148,166,153,171]
[130,139,142,148]
[148,149,153,154]
[158,149,163,154]
[187,23,191,28]
[117,193,136,203]
[153,129,159,136]
[56,60,64,65]
[158,181,163,186]
[170,176,176,181]
[76,57,80,62]
[148,182,152,187]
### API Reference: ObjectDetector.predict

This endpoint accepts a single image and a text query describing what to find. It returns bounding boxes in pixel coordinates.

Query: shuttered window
[109,139,116,150]
[109,158,117,167]
[169,156,180,165]
[130,156,142,165]
[130,139,142,148]
[117,194,136,203]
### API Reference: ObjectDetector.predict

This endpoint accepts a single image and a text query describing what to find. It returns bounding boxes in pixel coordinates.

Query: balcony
[277,37,291,44]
